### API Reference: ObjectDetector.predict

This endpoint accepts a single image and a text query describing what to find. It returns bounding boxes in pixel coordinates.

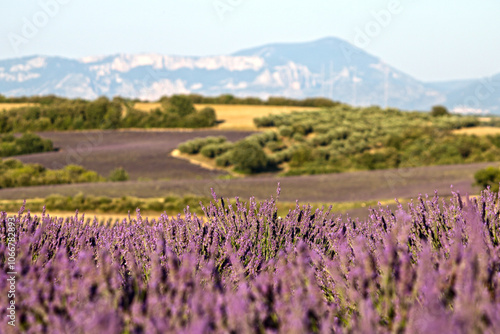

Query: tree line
[0,95,217,132]
[0,93,341,108]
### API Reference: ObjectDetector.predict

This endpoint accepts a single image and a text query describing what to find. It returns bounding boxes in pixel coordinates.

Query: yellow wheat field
[453,127,500,136]
[0,103,37,111]
[134,102,322,130]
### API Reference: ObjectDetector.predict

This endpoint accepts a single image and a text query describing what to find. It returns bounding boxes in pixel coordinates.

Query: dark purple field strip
[0,161,495,204]
[12,130,254,180]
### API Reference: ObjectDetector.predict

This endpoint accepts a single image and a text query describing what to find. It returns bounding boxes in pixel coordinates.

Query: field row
[0,159,493,202]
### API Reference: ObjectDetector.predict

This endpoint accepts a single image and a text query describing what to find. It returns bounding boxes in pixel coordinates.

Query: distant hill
[0,37,498,113]
[441,73,500,115]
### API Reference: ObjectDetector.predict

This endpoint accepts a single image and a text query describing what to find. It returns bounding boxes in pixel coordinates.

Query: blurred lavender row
[1,186,499,333]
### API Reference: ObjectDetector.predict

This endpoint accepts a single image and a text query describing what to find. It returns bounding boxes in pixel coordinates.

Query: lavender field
[1,186,499,333]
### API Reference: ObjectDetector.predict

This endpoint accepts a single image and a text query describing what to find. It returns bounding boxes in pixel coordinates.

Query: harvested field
[0,102,36,110]
[133,102,163,111]
[134,102,322,130]
[453,126,500,136]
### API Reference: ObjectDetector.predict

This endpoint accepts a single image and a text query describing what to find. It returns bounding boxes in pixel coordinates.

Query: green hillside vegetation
[0,159,128,188]
[0,133,53,157]
[0,95,216,131]
[178,105,500,175]
[475,166,500,193]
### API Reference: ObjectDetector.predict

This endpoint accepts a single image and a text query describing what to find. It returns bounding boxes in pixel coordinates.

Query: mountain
[426,79,477,95]
[440,73,500,115]
[0,37,498,113]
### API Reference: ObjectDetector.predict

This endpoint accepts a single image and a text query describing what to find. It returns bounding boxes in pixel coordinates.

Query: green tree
[104,103,122,129]
[431,105,450,117]
[198,107,217,127]
[229,141,268,173]
[86,97,110,128]
[108,167,129,182]
[474,166,500,192]
[15,133,53,155]
[0,114,13,132]
[289,145,312,167]
[163,95,196,117]
[217,94,235,104]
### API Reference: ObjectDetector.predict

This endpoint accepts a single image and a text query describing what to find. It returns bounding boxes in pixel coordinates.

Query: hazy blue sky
[1,0,498,82]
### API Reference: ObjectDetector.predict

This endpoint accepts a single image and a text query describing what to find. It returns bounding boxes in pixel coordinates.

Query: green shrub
[266,141,284,152]
[0,143,16,157]
[108,167,129,182]
[1,134,15,142]
[200,144,218,158]
[312,147,331,161]
[197,107,217,127]
[328,128,350,140]
[474,166,500,192]
[179,136,227,155]
[64,164,87,176]
[81,171,104,183]
[162,95,196,117]
[178,141,198,154]
[146,200,164,212]
[229,141,268,173]
[215,152,233,167]
[247,131,278,146]
[292,133,305,142]
[313,124,331,134]
[2,158,23,169]
[356,149,399,170]
[292,122,314,136]
[183,108,217,128]
[289,145,312,167]
[254,116,275,128]
[279,126,294,137]
[430,105,450,117]
[200,142,233,158]
[0,133,53,157]
[0,159,105,188]
[311,134,331,146]
[488,134,500,148]
[271,149,293,164]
